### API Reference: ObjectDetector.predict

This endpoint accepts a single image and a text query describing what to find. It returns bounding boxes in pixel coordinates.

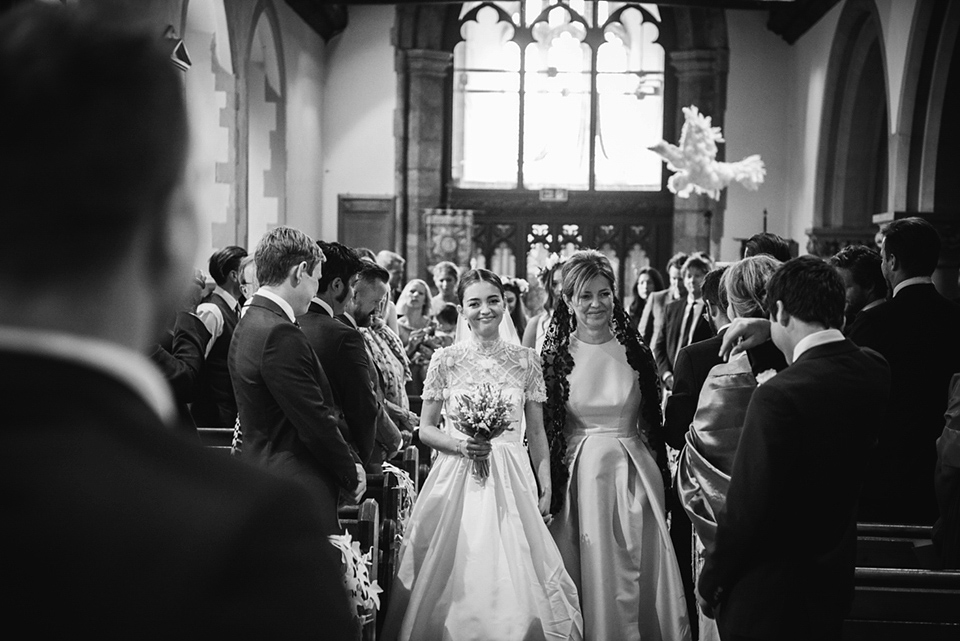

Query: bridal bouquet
[454,382,514,482]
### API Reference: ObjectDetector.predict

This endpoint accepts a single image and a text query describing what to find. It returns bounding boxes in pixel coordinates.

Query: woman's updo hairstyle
[722,254,782,319]
[560,249,616,302]
[456,268,504,304]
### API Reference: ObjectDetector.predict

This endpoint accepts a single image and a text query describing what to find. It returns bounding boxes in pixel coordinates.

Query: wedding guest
[433,302,458,347]
[229,227,366,535]
[377,249,406,303]
[742,231,792,262]
[638,251,688,352]
[382,269,583,640]
[698,256,890,641]
[656,253,715,390]
[192,245,246,428]
[664,264,731,449]
[341,260,405,470]
[829,244,886,334]
[1,5,356,636]
[628,265,665,336]
[934,373,960,569]
[238,254,258,311]
[151,270,212,434]
[429,260,459,314]
[522,256,564,353]
[543,250,691,641]
[853,217,960,524]
[397,278,438,395]
[501,276,529,339]
[677,255,786,641]
[299,241,376,465]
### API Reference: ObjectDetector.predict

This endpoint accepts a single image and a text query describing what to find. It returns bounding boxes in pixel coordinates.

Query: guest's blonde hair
[396,278,432,316]
[722,254,781,319]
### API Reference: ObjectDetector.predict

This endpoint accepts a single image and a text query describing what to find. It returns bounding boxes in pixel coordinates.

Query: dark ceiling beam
[284,1,349,42]
[767,0,842,44]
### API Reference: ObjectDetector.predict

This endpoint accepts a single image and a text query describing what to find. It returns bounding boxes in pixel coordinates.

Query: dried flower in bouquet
[454,382,514,482]
[328,532,383,621]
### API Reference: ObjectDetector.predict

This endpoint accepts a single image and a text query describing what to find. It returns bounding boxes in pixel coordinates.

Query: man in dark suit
[638,251,687,348]
[851,217,960,524]
[698,256,890,641]
[657,254,715,389]
[665,264,731,449]
[0,5,357,636]
[829,244,887,336]
[230,228,366,535]
[300,241,377,465]
[192,245,247,428]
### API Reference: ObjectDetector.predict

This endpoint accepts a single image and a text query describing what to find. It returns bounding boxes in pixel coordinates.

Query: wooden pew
[365,471,404,633]
[856,522,937,569]
[338,498,380,641]
[196,426,233,454]
[844,567,960,640]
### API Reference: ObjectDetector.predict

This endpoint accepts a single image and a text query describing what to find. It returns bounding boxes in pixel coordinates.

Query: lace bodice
[423,339,546,442]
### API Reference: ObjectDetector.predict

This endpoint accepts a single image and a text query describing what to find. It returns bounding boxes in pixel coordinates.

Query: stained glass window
[452,2,664,191]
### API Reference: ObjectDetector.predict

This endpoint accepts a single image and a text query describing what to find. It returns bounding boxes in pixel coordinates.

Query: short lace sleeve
[421,346,447,400]
[524,348,547,404]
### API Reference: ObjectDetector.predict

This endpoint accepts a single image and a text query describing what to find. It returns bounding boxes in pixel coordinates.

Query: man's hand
[719,317,772,361]
[349,464,367,503]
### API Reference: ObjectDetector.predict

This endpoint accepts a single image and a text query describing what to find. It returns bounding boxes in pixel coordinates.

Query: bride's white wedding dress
[381,338,583,641]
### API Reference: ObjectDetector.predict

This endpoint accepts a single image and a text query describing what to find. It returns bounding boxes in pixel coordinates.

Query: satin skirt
[381,440,583,641]
[550,430,691,641]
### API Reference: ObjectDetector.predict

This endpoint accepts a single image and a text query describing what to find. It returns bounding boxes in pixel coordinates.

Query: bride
[381,269,583,641]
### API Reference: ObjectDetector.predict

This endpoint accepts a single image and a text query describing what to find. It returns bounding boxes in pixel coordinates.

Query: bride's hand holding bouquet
[454,382,514,482]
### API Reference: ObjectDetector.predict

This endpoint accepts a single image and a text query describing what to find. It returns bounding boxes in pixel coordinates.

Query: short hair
[701,265,730,312]
[255,227,324,287]
[880,217,940,277]
[666,252,689,273]
[743,232,792,262]
[724,255,782,319]
[239,255,256,275]
[355,259,390,286]
[561,250,616,301]
[397,278,432,316]
[681,254,712,277]
[456,269,505,304]
[432,261,460,280]
[829,244,886,300]
[435,303,459,327]
[316,241,363,295]
[764,256,845,329]
[635,266,665,294]
[376,250,405,269]
[0,4,188,284]
[208,246,248,287]
[354,247,377,262]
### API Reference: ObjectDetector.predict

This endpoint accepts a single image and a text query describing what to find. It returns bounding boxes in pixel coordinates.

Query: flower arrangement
[755,369,777,385]
[328,532,383,620]
[454,382,514,482]
[501,276,530,295]
[381,461,418,542]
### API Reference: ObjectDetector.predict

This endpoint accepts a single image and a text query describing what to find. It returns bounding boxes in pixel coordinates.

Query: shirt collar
[861,299,885,312]
[893,276,933,297]
[0,325,175,424]
[793,328,845,362]
[213,286,239,312]
[255,288,297,323]
[341,312,358,329]
[311,297,335,317]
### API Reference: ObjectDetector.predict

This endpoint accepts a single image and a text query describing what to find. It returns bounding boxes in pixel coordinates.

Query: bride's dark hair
[456,268,504,303]
[541,250,666,515]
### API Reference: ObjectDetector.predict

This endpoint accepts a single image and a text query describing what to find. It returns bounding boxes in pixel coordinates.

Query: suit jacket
[228,294,359,535]
[151,311,211,434]
[656,297,714,380]
[637,288,674,348]
[850,283,960,524]
[3,348,358,638]
[698,339,890,640]
[191,291,239,428]
[300,302,377,464]
[664,329,725,449]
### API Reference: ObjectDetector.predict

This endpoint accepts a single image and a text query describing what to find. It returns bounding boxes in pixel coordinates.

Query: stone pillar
[397,49,452,280]
[669,49,729,259]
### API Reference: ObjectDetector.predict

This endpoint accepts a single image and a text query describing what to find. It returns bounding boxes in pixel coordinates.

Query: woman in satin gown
[542,250,690,641]
[381,269,583,641]
[676,254,786,640]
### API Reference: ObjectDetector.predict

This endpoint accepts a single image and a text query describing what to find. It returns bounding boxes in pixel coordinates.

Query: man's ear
[288,261,306,287]
[775,300,790,327]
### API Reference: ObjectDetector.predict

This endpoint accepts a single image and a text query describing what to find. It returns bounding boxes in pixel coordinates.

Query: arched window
[452,1,665,191]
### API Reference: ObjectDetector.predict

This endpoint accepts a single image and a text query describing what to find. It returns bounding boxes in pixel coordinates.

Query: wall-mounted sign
[539,188,568,203]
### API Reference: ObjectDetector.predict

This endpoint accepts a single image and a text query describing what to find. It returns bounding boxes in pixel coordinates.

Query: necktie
[677,301,696,361]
